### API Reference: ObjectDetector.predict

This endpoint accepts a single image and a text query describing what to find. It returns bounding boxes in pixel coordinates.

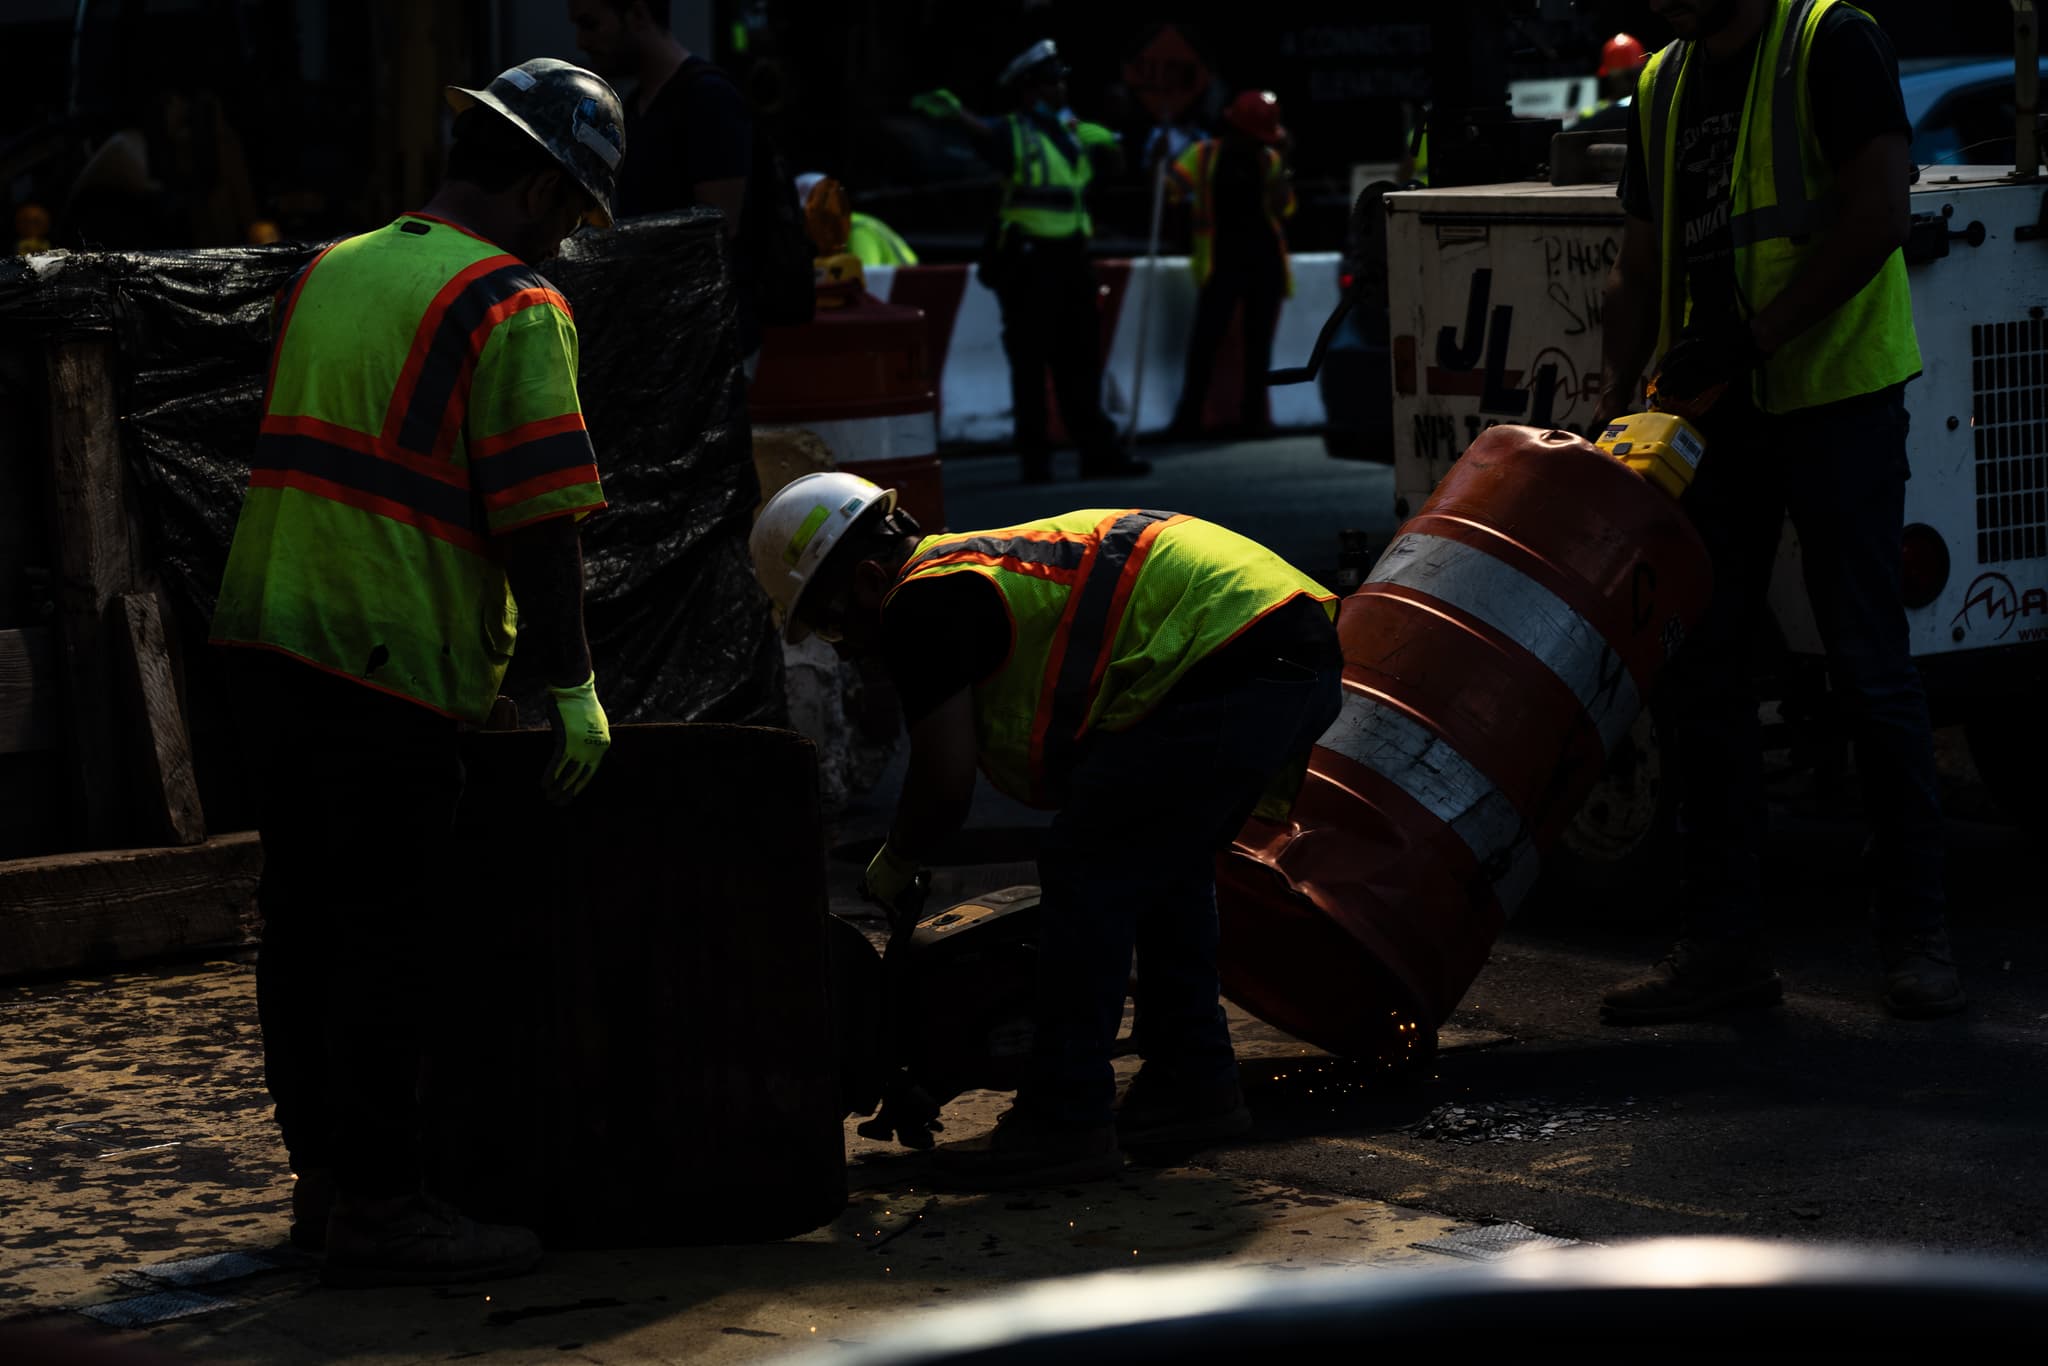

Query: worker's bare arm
[889,687,978,863]
[1747,132,1911,356]
[501,515,593,689]
[1596,213,1659,426]
[693,176,748,240]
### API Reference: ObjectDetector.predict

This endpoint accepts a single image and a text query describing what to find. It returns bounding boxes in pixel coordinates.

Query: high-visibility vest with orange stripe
[211,214,606,721]
[890,509,1334,808]
[1169,139,1296,296]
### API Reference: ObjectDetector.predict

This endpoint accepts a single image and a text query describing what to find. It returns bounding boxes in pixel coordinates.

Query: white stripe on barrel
[1366,532,1640,756]
[769,412,937,464]
[1317,689,1542,912]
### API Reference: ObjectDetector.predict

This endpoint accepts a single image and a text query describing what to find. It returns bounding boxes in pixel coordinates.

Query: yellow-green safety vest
[889,509,1334,808]
[212,214,607,720]
[847,211,918,267]
[1636,0,1920,413]
[999,114,1098,240]
[1168,138,1297,296]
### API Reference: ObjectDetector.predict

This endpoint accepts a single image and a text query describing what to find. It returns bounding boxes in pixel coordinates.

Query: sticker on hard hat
[1673,425,1705,468]
[501,67,538,91]
[784,504,832,567]
[574,96,624,169]
[840,497,865,516]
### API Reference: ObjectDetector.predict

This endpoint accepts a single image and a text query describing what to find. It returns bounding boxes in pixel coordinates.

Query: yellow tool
[1595,410,1707,499]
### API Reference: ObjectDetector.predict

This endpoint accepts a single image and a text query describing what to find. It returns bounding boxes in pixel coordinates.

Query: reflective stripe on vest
[1637,0,1919,413]
[894,510,1333,806]
[1000,115,1093,239]
[1176,140,1295,296]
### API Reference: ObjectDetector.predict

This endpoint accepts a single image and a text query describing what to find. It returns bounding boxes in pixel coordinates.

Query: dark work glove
[1650,318,1765,420]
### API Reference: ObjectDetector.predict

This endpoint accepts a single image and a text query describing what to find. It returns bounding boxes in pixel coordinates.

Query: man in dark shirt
[569,0,760,356]
[1597,0,1959,1023]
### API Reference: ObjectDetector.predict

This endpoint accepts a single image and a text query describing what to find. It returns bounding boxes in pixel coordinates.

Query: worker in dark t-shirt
[569,0,761,357]
[1597,0,1957,1025]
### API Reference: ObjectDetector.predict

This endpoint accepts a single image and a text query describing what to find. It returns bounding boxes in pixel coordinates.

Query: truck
[1380,139,2048,889]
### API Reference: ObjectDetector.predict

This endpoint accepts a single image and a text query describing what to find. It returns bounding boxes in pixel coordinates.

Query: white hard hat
[750,471,899,643]
[1001,39,1067,89]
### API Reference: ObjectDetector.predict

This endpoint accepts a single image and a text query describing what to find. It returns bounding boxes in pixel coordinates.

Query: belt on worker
[1008,187,1083,209]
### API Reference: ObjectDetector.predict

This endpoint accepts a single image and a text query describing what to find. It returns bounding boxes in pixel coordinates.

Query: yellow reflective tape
[784,504,832,567]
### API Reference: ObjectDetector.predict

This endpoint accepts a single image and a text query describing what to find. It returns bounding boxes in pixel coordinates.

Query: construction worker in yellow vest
[913,41,1148,483]
[211,59,623,1283]
[1166,89,1296,439]
[1596,0,1959,1024]
[751,472,1343,1189]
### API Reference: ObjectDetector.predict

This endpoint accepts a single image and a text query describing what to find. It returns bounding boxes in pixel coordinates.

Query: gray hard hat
[1000,39,1068,89]
[448,58,627,227]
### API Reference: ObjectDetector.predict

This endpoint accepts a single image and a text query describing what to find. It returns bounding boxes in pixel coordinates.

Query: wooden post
[43,338,206,849]
[118,591,206,846]
[44,338,133,847]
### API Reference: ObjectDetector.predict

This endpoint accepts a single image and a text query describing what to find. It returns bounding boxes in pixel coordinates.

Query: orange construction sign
[1123,25,1211,124]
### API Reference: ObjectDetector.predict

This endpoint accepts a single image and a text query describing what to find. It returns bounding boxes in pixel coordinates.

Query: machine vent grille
[1970,320,2048,564]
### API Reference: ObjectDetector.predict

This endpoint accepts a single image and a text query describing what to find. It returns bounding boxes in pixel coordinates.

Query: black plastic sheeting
[0,208,785,826]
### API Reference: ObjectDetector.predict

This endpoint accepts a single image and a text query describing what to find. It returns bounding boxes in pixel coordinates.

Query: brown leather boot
[1601,936,1782,1024]
[1879,927,1966,1019]
[929,1106,1122,1191]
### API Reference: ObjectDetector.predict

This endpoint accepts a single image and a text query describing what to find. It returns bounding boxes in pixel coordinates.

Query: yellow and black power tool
[1594,409,1708,500]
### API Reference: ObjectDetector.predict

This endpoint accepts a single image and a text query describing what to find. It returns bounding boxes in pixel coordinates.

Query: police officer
[915,41,1148,483]
[751,472,1342,1189]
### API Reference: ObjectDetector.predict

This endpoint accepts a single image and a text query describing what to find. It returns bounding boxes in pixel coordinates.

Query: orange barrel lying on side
[1216,424,1712,1066]
[752,290,946,530]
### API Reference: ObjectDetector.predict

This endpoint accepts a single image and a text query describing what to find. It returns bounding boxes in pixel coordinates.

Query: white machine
[1384,166,2048,879]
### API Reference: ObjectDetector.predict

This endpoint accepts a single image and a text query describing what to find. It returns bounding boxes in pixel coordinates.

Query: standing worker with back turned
[1594,0,1962,1023]
[750,473,1343,1188]
[211,59,623,1284]
[1166,89,1297,441]
[914,41,1150,484]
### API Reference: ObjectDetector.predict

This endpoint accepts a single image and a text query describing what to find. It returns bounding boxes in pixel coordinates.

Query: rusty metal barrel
[1216,425,1712,1065]
[423,723,845,1246]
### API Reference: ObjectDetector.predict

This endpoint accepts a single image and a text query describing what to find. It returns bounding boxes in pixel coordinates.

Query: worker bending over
[752,473,1342,1188]
[212,59,623,1283]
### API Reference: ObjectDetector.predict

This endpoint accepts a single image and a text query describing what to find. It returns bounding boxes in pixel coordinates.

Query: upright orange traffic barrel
[752,291,946,530]
[1215,423,1713,1066]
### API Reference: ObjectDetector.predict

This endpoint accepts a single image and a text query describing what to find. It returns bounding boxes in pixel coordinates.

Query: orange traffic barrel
[752,290,945,530]
[1216,424,1712,1067]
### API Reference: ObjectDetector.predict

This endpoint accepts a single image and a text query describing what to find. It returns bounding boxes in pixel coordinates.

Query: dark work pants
[229,649,465,1197]
[1674,385,1945,935]
[1173,251,1286,431]
[994,233,1119,471]
[1023,656,1345,1129]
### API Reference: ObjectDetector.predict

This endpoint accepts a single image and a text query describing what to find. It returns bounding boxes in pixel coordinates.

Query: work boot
[1115,1069,1253,1149]
[1600,935,1782,1024]
[929,1105,1122,1191]
[322,1191,542,1287]
[289,1167,336,1252]
[1879,927,1967,1019]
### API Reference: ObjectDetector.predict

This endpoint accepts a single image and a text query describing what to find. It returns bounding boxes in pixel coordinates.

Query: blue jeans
[1674,385,1945,934]
[1022,657,1345,1129]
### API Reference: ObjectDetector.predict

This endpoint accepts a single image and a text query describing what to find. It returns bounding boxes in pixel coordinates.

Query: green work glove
[910,87,963,121]
[543,671,610,806]
[864,841,929,928]
[1071,120,1119,149]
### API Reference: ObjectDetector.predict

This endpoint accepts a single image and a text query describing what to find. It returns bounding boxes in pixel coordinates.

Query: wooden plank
[44,338,137,846]
[117,592,205,845]
[0,832,261,980]
[0,627,59,755]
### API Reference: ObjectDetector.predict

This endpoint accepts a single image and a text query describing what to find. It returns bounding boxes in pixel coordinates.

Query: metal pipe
[2016,2,2040,176]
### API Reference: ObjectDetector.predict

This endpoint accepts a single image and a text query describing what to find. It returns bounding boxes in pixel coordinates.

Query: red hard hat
[1224,89,1286,145]
[1597,33,1647,78]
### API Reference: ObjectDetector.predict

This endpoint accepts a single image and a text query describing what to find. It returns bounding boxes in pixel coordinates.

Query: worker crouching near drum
[752,473,1343,1188]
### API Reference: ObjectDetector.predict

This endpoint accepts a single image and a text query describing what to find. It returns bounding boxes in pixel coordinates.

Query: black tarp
[0,208,784,831]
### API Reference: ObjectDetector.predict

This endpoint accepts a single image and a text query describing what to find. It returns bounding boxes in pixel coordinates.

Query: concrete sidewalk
[0,957,1492,1363]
